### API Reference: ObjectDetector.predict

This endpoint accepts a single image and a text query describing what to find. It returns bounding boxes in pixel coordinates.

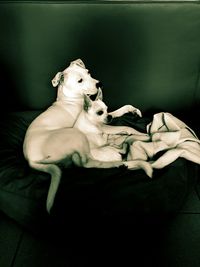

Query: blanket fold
[129,112,200,170]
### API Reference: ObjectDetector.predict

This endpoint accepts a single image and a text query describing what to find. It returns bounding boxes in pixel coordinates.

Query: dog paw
[134,109,142,117]
[125,105,142,117]
[141,162,153,178]
[124,160,153,178]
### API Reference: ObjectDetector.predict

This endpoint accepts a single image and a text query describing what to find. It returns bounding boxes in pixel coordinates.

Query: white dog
[74,89,153,177]
[23,59,142,212]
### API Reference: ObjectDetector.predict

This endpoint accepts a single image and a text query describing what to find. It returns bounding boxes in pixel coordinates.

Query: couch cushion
[0,111,197,232]
[0,112,49,230]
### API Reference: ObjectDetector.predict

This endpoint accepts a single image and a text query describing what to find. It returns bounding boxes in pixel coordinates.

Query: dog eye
[96,110,104,116]
[78,78,83,83]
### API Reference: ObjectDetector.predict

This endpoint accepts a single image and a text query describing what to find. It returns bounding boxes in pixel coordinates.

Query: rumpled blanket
[128,112,200,169]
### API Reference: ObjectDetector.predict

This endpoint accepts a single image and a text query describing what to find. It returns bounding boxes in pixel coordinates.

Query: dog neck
[75,111,103,134]
[57,85,84,102]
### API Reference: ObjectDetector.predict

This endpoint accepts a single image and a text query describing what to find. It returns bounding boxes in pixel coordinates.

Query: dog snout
[96,81,103,89]
[107,114,113,123]
[89,93,98,101]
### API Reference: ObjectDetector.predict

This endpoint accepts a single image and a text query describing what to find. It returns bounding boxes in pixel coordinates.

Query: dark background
[0,1,199,113]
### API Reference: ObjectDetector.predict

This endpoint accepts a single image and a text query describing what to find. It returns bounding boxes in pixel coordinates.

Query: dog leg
[85,159,125,168]
[109,105,142,118]
[72,152,124,169]
[126,134,150,143]
[102,125,147,136]
[124,160,153,178]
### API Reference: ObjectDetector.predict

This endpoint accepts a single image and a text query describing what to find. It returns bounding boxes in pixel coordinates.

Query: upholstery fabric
[0,112,195,231]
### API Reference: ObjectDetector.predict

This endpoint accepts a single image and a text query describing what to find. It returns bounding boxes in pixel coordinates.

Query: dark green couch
[0,1,200,266]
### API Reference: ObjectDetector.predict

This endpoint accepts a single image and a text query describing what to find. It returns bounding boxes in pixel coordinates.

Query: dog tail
[29,161,61,213]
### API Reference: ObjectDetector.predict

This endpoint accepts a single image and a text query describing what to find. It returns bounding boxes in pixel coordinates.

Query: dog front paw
[134,108,142,117]
[125,105,142,117]
[131,107,142,117]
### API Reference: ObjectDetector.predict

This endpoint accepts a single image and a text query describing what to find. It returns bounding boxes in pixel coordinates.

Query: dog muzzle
[89,92,98,101]
[106,114,113,123]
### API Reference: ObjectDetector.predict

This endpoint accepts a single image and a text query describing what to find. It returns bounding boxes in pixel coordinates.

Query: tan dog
[23,59,142,213]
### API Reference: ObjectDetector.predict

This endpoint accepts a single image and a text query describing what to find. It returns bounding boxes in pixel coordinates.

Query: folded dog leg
[72,152,124,169]
[85,158,125,169]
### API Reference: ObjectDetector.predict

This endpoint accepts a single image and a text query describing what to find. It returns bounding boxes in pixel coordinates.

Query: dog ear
[70,59,85,69]
[83,94,92,111]
[96,88,103,101]
[51,72,63,87]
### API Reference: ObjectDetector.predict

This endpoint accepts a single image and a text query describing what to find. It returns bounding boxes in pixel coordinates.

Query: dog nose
[96,81,103,89]
[107,114,113,123]
[89,94,97,101]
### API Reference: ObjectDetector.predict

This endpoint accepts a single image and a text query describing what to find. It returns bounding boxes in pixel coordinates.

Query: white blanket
[128,112,200,169]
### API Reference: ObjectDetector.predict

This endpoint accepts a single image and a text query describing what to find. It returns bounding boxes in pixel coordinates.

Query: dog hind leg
[72,152,124,169]
[84,158,124,168]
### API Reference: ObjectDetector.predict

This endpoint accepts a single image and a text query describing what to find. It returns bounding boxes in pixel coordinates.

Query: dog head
[83,89,112,125]
[52,59,102,99]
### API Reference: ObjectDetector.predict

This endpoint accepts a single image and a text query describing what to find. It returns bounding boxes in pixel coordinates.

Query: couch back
[1,1,200,114]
